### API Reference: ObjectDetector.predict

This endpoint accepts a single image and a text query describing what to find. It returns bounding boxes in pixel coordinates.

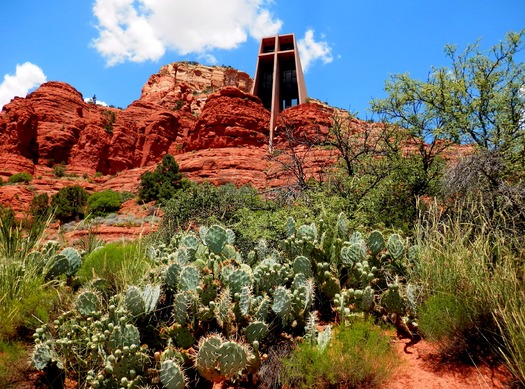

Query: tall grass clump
[411,199,525,383]
[0,208,58,340]
[77,241,151,292]
[281,320,399,389]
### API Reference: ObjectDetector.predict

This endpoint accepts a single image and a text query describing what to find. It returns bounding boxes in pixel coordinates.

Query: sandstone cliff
[0,62,340,217]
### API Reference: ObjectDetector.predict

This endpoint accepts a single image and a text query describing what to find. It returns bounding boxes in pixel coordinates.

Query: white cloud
[92,0,282,66]
[297,29,333,72]
[0,62,46,109]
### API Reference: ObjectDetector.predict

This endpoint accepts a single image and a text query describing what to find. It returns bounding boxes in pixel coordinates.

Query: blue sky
[0,1,523,118]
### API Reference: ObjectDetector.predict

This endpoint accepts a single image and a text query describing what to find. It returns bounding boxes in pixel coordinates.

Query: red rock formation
[0,62,347,218]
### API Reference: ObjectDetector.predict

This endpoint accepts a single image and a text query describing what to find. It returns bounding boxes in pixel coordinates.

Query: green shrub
[30,193,50,219]
[52,163,66,178]
[138,154,183,203]
[87,190,122,216]
[7,172,32,184]
[77,241,150,292]
[418,293,471,342]
[281,321,399,389]
[51,185,88,222]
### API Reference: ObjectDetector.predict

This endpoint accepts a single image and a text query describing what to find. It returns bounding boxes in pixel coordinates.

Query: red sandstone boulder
[185,87,270,150]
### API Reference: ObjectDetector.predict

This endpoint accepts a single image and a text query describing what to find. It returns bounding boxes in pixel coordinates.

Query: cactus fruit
[75,291,100,316]
[387,234,404,260]
[204,225,228,255]
[160,359,186,389]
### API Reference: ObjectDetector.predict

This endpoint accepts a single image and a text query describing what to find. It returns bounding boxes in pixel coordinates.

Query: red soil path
[386,334,512,389]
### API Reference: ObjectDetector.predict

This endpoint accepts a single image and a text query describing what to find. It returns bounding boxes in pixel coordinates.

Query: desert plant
[138,154,184,203]
[52,163,66,178]
[410,200,525,370]
[77,241,150,293]
[51,185,89,222]
[7,172,32,184]
[87,189,122,216]
[281,320,399,389]
[0,209,59,340]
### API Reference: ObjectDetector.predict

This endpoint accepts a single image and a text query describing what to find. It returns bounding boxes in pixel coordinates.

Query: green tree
[51,185,89,222]
[371,30,525,170]
[370,30,525,229]
[138,154,183,203]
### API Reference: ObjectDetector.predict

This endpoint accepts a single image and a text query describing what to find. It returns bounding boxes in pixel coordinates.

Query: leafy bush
[7,172,32,184]
[418,293,471,342]
[30,193,50,219]
[281,321,399,389]
[77,241,150,293]
[138,154,184,203]
[52,163,66,178]
[87,190,122,216]
[51,185,88,222]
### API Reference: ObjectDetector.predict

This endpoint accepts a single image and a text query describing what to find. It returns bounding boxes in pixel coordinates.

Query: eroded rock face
[140,62,254,116]
[185,87,270,150]
[0,62,346,216]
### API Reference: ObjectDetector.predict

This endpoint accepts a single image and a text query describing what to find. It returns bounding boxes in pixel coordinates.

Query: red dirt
[386,334,513,389]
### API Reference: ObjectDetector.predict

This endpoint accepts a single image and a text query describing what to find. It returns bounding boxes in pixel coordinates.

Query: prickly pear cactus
[244,321,268,344]
[204,225,228,255]
[75,291,100,316]
[387,234,404,260]
[125,286,146,317]
[45,254,69,279]
[60,247,82,277]
[160,359,186,389]
[293,255,313,278]
[272,286,293,323]
[195,335,224,382]
[216,341,248,379]
[367,230,385,257]
[165,262,182,290]
[178,265,200,291]
[381,283,406,315]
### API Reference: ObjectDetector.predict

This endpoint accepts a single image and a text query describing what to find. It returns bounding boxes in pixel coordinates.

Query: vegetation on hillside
[0,30,523,388]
